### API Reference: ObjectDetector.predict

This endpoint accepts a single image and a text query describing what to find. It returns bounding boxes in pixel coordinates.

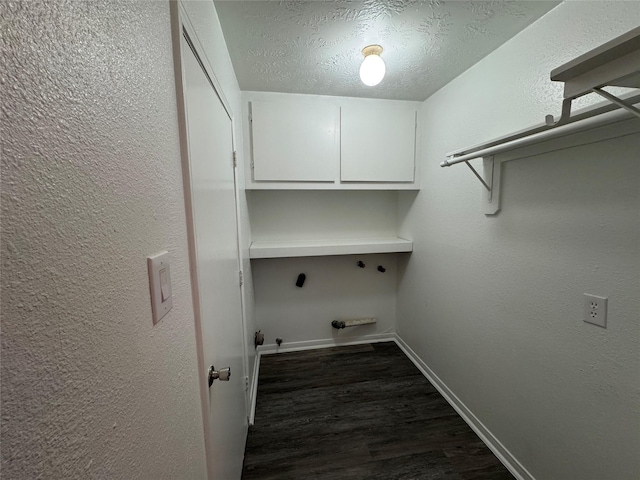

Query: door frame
[170,2,250,478]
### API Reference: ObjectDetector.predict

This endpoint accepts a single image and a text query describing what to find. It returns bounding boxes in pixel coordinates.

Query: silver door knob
[208,366,231,387]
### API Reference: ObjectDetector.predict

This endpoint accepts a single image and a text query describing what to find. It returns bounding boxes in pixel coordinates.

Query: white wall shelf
[548,25,640,125]
[442,26,640,215]
[249,237,413,259]
[246,182,420,191]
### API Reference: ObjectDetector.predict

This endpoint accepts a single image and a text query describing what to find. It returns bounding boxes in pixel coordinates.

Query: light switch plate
[148,251,173,325]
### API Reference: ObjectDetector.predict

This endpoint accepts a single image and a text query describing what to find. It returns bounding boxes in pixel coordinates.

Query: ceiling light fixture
[359,45,385,86]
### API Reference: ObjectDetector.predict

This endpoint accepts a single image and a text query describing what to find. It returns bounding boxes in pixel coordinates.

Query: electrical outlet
[584,294,607,328]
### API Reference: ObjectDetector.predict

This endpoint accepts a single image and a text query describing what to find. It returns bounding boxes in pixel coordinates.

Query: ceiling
[214,0,559,101]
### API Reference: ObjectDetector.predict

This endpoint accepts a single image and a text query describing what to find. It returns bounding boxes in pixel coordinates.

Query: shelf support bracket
[464,161,491,192]
[447,156,500,215]
[591,88,640,119]
[482,156,501,216]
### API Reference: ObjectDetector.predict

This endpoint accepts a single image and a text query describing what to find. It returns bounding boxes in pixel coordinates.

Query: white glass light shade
[359,53,386,86]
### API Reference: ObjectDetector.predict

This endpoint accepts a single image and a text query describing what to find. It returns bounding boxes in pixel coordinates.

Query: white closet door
[341,103,416,182]
[251,100,339,182]
[181,34,247,480]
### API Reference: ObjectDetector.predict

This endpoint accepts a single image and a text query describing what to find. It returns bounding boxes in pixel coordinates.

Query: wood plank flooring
[242,342,514,480]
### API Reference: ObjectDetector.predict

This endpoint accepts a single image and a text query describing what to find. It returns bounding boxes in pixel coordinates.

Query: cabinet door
[341,103,416,182]
[251,100,339,182]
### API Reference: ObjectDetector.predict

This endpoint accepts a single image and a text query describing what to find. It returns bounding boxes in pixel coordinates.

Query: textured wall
[1,1,208,478]
[397,2,640,479]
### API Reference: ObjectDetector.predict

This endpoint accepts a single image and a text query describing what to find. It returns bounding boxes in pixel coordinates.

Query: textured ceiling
[214,0,559,101]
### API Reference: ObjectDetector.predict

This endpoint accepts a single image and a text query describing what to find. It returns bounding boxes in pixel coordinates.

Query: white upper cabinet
[244,92,420,190]
[341,103,417,182]
[250,100,339,182]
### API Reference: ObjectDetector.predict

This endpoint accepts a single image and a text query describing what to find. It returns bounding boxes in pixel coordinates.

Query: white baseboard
[393,334,535,480]
[248,351,261,426]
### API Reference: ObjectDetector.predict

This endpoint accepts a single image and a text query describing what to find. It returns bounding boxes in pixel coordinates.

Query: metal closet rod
[441,92,640,167]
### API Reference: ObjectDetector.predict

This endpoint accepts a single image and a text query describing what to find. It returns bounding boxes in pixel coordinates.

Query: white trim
[169,4,214,478]
[177,1,233,119]
[248,350,261,425]
[393,334,536,480]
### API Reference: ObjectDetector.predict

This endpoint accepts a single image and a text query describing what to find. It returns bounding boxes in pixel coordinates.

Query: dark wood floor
[242,342,514,480]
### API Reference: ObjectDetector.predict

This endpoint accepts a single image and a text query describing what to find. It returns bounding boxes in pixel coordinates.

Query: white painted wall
[249,190,399,242]
[397,3,640,480]
[253,254,400,349]
[1,0,254,478]
[248,189,405,347]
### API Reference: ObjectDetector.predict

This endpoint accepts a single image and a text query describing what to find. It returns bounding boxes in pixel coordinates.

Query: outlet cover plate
[584,293,607,328]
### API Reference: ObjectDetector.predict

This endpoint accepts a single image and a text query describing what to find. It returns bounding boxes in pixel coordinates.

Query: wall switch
[584,293,607,328]
[148,251,173,325]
